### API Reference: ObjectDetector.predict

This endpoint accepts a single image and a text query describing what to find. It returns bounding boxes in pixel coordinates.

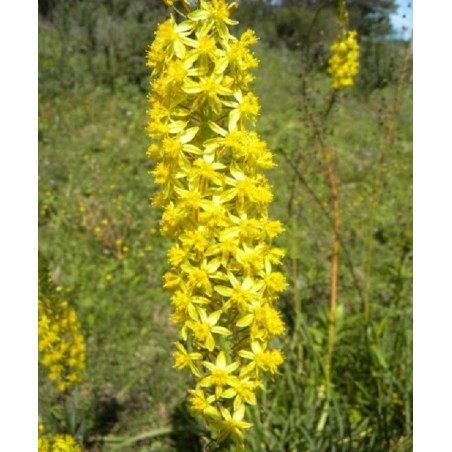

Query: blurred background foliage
[38,0,412,450]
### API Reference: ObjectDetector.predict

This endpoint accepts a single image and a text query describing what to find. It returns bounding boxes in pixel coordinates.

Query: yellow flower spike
[38,255,86,393]
[148,0,286,445]
[328,29,360,89]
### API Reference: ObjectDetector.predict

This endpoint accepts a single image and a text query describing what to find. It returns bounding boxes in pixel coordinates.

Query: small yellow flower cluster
[38,423,81,452]
[147,0,286,448]
[38,256,86,393]
[328,30,359,90]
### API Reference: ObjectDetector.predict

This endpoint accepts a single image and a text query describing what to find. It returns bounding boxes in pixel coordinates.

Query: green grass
[39,34,412,450]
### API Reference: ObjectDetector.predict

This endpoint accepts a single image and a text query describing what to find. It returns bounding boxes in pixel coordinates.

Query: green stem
[362,38,412,325]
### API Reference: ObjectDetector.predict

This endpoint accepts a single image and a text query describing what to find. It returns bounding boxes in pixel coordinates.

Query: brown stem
[321,144,340,382]
[277,146,363,305]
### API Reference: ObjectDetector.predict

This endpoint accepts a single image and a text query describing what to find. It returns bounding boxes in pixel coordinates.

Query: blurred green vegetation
[38,0,412,450]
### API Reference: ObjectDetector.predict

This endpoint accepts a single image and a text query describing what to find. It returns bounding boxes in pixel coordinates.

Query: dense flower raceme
[146,0,287,448]
[38,423,81,452]
[328,30,360,90]
[38,255,86,393]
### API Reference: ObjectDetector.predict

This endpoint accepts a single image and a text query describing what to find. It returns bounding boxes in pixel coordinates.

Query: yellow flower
[239,340,284,376]
[188,0,238,39]
[211,405,253,446]
[189,388,221,419]
[183,73,233,113]
[146,17,195,66]
[186,309,231,351]
[199,351,240,397]
[214,272,262,312]
[260,269,288,298]
[227,91,260,130]
[221,376,262,411]
[236,303,286,340]
[173,341,203,376]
